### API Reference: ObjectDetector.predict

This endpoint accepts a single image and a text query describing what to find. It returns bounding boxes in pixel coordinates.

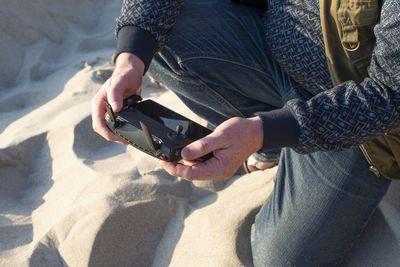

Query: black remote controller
[104,95,213,162]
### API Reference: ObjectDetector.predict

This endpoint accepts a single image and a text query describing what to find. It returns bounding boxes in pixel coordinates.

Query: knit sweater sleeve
[284,0,400,153]
[115,0,184,72]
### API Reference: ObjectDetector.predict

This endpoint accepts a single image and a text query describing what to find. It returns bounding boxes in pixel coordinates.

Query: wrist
[115,52,145,76]
[248,116,264,151]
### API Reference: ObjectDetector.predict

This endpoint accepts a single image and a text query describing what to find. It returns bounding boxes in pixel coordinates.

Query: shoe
[242,155,278,174]
[242,160,257,174]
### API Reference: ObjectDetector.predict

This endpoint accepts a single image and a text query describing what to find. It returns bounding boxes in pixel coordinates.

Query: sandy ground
[0,0,399,266]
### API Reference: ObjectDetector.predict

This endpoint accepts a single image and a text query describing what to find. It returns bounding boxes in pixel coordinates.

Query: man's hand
[159,116,264,180]
[91,53,145,143]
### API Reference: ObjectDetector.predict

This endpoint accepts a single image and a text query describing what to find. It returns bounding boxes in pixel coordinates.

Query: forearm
[257,0,400,154]
[286,79,400,154]
[115,0,184,72]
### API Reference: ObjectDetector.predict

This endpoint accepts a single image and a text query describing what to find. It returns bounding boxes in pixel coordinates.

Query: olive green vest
[320,0,400,179]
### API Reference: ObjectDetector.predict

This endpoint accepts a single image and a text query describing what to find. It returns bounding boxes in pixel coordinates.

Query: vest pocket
[337,0,379,51]
[338,0,379,26]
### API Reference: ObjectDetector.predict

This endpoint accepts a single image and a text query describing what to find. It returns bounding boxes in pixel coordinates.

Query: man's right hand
[91,52,145,143]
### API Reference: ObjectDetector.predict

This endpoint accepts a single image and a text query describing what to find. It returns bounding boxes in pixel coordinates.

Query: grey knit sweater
[115,0,400,154]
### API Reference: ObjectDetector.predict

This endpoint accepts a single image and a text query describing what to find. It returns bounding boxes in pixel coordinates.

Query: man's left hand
[159,116,264,180]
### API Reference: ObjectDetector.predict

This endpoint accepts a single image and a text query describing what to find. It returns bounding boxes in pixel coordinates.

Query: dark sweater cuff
[255,106,300,152]
[115,26,159,74]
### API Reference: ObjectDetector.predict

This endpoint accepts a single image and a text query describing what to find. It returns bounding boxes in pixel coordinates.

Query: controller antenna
[139,121,159,152]
[176,125,183,135]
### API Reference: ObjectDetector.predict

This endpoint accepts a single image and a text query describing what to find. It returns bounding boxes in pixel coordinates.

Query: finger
[181,159,198,166]
[159,157,226,180]
[91,86,110,137]
[106,78,124,112]
[136,85,142,96]
[159,161,180,177]
[91,84,125,142]
[181,133,225,161]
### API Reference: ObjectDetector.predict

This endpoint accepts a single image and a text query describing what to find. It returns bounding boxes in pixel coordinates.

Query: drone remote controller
[104,95,213,162]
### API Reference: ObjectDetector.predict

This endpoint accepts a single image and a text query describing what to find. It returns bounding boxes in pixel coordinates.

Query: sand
[0,0,399,266]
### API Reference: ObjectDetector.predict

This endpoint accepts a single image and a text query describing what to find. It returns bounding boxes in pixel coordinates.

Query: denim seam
[176,56,281,117]
[177,56,275,81]
[171,55,247,118]
[194,76,245,117]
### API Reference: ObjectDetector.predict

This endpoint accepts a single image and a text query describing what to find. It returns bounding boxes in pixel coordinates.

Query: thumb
[107,81,124,112]
[182,134,223,161]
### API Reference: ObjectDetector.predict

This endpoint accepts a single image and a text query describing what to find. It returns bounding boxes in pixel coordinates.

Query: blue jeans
[147,0,391,265]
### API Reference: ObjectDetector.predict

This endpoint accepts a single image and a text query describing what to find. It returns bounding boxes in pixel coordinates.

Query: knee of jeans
[251,221,344,267]
[251,215,288,266]
[251,227,291,267]
[251,213,328,267]
[251,231,312,267]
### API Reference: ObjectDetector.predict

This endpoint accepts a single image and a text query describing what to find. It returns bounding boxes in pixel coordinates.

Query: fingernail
[181,147,193,159]
[110,101,119,111]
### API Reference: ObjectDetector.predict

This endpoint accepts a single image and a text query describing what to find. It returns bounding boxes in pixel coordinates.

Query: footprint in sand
[29,62,58,82]
[0,133,53,211]
[73,115,126,165]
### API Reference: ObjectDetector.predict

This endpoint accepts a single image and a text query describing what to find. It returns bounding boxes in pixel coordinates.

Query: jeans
[147,0,391,265]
